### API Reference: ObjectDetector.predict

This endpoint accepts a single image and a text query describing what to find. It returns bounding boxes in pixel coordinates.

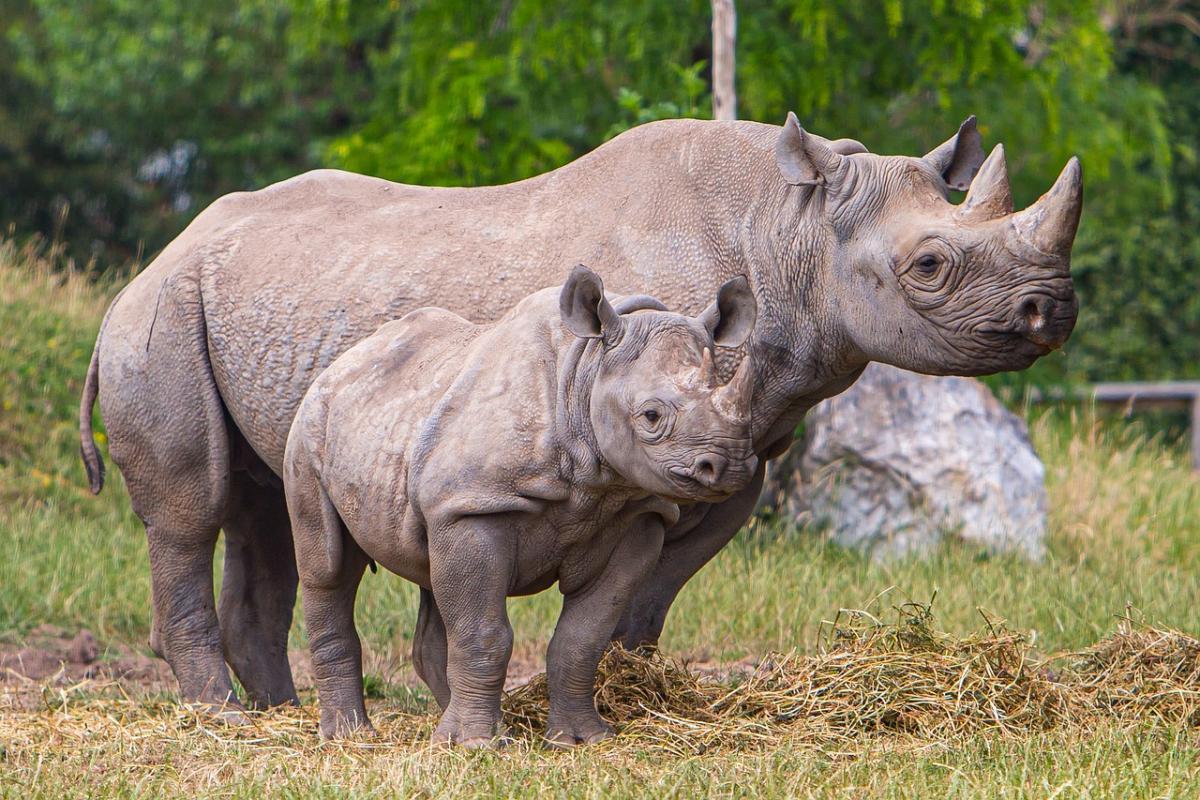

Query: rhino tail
[79,336,105,495]
[80,286,127,495]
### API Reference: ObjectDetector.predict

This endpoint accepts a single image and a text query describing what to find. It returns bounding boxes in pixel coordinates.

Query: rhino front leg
[611,459,766,649]
[428,518,514,748]
[412,588,451,710]
[545,517,666,747]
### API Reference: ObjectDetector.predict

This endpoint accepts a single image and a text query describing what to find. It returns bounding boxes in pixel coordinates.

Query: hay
[500,604,1199,753]
[4,607,1199,760]
[1060,616,1200,726]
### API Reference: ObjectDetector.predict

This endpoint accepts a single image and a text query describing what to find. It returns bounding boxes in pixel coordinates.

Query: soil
[0,626,548,706]
[0,625,170,689]
[0,627,749,714]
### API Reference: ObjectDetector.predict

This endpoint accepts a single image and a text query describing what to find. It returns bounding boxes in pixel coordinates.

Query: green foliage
[0,1,1196,380]
[310,0,712,185]
[5,0,349,261]
[1061,20,1200,382]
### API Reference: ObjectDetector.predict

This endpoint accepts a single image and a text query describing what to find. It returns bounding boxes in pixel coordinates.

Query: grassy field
[2,240,1199,798]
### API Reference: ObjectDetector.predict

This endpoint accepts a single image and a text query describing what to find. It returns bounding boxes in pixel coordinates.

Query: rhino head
[774,113,1082,376]
[560,266,759,503]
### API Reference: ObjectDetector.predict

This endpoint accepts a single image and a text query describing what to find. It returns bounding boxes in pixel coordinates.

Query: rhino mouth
[665,464,754,503]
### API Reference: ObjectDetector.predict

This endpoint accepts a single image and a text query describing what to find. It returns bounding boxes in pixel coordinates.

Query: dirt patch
[0,625,169,687]
[1,626,547,708]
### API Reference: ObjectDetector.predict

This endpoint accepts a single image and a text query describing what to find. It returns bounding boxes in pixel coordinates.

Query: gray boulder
[762,364,1047,560]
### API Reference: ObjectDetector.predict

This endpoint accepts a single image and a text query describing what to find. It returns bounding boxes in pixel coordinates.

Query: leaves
[0,0,1196,380]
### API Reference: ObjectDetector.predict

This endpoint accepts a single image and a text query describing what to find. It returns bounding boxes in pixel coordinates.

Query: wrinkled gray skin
[285,267,758,746]
[79,113,1082,716]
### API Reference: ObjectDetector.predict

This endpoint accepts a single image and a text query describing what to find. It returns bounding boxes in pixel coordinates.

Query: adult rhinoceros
[80,113,1081,713]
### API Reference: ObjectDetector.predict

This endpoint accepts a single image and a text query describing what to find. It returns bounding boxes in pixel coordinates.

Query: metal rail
[1087,382,1200,471]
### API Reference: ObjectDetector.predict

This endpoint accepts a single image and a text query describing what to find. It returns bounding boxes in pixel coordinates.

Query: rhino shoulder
[410,293,573,517]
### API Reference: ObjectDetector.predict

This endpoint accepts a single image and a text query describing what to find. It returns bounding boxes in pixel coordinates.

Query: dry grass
[503,605,1200,756]
[4,607,1196,768]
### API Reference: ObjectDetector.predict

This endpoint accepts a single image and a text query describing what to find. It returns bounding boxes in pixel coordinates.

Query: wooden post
[712,0,737,121]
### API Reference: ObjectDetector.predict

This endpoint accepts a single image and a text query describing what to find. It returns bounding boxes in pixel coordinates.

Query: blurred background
[1,0,1196,388]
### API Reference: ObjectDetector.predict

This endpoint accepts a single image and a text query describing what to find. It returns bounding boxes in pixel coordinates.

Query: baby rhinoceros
[283,265,759,748]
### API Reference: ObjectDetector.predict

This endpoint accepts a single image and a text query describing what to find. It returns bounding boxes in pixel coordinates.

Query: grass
[1,240,1199,797]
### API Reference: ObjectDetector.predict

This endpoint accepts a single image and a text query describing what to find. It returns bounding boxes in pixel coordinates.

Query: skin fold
[284,268,757,747]
[79,113,1082,713]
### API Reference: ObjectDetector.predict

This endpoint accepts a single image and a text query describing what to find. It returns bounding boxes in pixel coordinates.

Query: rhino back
[309,293,572,581]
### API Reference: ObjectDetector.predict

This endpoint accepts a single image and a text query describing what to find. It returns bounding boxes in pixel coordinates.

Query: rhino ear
[923,115,985,191]
[560,265,622,341]
[699,276,757,348]
[775,112,845,187]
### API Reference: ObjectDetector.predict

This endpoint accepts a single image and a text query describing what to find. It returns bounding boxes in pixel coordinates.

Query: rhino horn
[698,346,717,388]
[711,354,753,424]
[1011,157,1083,258]
[958,144,1013,221]
[923,115,984,191]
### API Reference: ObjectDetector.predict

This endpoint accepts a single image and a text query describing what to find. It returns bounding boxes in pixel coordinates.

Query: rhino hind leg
[100,274,243,716]
[218,469,300,709]
[289,477,374,739]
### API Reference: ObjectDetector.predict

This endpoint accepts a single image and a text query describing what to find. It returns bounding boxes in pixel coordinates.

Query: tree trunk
[712,0,737,121]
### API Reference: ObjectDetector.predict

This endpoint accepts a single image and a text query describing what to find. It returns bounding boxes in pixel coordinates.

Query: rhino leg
[611,459,766,649]
[291,480,373,739]
[429,518,514,748]
[101,275,242,716]
[545,517,666,748]
[218,471,300,709]
[412,588,451,710]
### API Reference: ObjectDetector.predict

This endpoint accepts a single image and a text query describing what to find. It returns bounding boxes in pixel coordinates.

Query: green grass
[2,240,1199,797]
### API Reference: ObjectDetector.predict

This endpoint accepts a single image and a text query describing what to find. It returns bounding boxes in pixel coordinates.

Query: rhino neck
[558,120,868,440]
[553,335,615,491]
[720,150,868,437]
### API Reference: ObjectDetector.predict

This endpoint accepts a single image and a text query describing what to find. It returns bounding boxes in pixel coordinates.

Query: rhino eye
[643,409,661,424]
[914,254,940,274]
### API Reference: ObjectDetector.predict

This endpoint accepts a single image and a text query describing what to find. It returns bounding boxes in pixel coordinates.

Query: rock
[763,363,1047,560]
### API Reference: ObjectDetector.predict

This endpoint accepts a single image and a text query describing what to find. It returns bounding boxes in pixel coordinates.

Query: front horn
[1011,157,1083,257]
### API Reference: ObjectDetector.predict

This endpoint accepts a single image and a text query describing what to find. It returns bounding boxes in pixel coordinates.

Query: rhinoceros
[79,113,1081,714]
[285,266,757,746]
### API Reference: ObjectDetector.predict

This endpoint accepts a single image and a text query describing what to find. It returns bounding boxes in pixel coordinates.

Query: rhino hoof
[431,716,510,749]
[318,709,374,740]
[544,717,615,748]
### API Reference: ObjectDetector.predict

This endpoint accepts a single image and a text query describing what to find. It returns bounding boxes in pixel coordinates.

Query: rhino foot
[318,708,375,740]
[544,712,615,748]
[185,700,252,727]
[431,712,510,749]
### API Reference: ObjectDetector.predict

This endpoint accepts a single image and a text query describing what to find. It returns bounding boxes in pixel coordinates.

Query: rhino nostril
[1018,297,1050,333]
[691,455,727,486]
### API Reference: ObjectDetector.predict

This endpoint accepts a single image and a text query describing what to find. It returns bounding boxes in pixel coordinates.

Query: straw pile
[3,607,1198,758]
[1060,616,1200,726]
[501,604,1200,753]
